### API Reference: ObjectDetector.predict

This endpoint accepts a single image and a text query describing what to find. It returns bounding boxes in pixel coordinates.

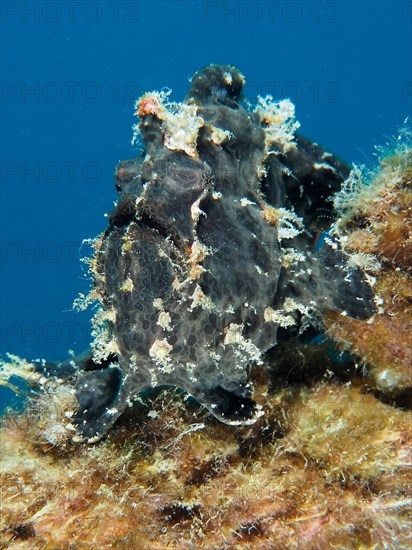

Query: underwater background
[0,0,411,412]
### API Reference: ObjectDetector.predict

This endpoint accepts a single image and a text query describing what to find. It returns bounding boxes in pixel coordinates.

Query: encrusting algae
[325,136,412,400]
[1,372,411,548]
[0,66,411,549]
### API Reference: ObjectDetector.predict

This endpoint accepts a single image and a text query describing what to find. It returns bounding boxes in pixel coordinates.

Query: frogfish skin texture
[66,65,376,441]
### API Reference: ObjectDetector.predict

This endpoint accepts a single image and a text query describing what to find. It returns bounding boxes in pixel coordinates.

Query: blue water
[1,0,411,410]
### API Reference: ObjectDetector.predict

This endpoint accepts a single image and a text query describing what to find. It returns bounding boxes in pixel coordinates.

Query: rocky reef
[325,141,411,402]
[0,65,410,549]
[0,366,410,548]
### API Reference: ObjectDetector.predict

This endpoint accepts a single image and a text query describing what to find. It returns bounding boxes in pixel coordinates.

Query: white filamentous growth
[255,96,300,153]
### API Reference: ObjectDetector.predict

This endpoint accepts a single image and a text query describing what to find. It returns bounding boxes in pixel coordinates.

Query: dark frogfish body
[37,65,376,442]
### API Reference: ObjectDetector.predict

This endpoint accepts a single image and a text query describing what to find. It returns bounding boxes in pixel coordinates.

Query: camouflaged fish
[36,65,376,442]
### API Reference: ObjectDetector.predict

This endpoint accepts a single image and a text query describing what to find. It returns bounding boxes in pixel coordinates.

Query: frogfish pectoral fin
[72,366,128,442]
